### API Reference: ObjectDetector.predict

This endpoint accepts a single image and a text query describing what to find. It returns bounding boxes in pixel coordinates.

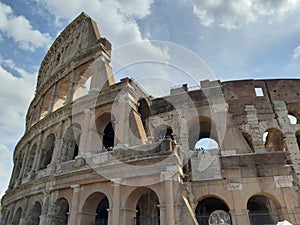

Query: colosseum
[1,12,300,225]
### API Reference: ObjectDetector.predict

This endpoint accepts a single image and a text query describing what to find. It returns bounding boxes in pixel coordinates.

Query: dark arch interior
[136,190,160,225]
[296,130,300,151]
[103,122,115,150]
[53,198,69,225]
[95,197,109,225]
[195,197,230,225]
[247,195,280,225]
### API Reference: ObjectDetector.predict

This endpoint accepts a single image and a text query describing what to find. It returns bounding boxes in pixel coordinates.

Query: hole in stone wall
[255,88,264,97]
[288,114,297,124]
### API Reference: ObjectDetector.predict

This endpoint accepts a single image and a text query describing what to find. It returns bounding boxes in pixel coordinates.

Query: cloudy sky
[0,0,300,197]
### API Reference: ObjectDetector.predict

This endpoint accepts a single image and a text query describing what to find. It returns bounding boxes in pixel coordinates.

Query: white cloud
[190,0,300,30]
[34,0,153,45]
[0,2,52,51]
[0,57,36,145]
[0,144,13,198]
[293,45,300,59]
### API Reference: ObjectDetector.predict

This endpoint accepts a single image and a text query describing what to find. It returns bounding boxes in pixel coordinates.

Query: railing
[197,213,300,225]
[95,218,108,225]
[134,216,160,225]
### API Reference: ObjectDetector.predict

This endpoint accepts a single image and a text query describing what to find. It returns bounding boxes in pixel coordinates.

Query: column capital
[111,178,122,185]
[71,184,81,192]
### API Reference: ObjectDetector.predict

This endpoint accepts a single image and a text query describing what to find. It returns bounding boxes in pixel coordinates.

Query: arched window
[189,116,219,151]
[12,207,22,225]
[24,144,37,175]
[263,128,286,152]
[82,192,109,225]
[195,197,231,225]
[61,124,81,162]
[247,195,281,225]
[52,198,69,225]
[28,201,42,225]
[103,122,115,150]
[39,134,55,170]
[138,98,151,133]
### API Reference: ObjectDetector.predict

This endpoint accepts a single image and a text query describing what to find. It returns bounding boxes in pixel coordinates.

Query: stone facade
[2,12,300,225]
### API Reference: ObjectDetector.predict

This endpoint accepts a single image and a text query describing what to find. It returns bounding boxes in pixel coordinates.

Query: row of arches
[196,194,281,225]
[5,188,160,225]
[242,127,300,153]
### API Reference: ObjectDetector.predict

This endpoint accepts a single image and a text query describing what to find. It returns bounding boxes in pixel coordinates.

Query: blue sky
[0,0,300,197]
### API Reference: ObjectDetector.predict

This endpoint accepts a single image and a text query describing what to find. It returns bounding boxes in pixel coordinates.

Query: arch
[81,192,110,225]
[126,187,161,225]
[95,112,116,151]
[296,129,300,151]
[241,130,254,152]
[263,128,286,152]
[73,68,93,101]
[188,116,219,150]
[12,207,22,225]
[52,197,69,225]
[137,98,152,134]
[61,123,81,162]
[24,143,37,175]
[53,78,69,112]
[28,201,42,225]
[288,114,297,124]
[4,210,11,225]
[194,138,219,151]
[39,133,55,170]
[153,125,174,141]
[195,196,231,225]
[247,194,282,225]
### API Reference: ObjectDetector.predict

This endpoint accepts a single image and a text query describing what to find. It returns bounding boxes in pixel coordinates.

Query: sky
[0,0,300,198]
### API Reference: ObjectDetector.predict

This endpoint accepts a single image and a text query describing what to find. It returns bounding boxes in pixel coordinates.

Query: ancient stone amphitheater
[2,12,300,225]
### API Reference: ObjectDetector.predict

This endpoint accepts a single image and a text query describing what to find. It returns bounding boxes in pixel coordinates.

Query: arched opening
[24,144,37,175]
[61,124,81,162]
[135,190,160,225]
[28,201,42,225]
[39,133,55,170]
[95,197,109,225]
[247,195,281,225]
[125,188,160,225]
[195,197,231,225]
[81,192,110,225]
[103,122,115,150]
[95,113,116,151]
[12,207,22,225]
[52,198,69,225]
[189,116,219,150]
[288,114,297,124]
[241,131,255,152]
[53,79,69,112]
[138,98,151,134]
[296,130,300,151]
[4,210,11,225]
[73,72,92,101]
[154,125,174,141]
[195,138,219,151]
[263,128,286,152]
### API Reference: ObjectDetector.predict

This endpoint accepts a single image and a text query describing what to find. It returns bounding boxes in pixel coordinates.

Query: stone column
[40,191,50,225]
[68,184,81,225]
[79,109,92,154]
[158,204,166,225]
[111,178,121,225]
[165,178,175,225]
[31,131,44,173]
[65,70,76,104]
[50,121,64,166]
[48,82,58,114]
